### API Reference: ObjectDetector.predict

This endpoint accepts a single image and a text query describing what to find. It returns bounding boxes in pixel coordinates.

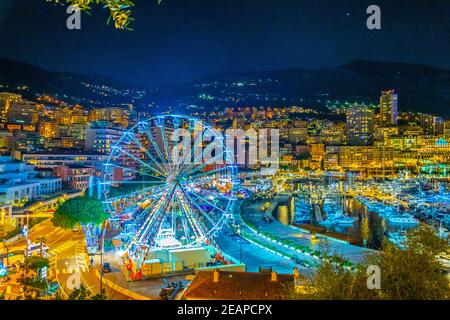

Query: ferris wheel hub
[166,174,177,184]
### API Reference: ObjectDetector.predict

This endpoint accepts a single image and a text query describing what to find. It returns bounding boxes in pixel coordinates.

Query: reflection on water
[276,205,290,225]
[275,196,410,250]
[274,197,296,226]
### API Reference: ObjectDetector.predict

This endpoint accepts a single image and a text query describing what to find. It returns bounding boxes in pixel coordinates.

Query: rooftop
[183,270,302,300]
[22,150,107,156]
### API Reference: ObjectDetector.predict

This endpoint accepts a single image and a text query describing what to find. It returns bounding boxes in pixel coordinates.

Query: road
[1,219,130,300]
[214,199,316,276]
[216,225,303,275]
[244,200,370,264]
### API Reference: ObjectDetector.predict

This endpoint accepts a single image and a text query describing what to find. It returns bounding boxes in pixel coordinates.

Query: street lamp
[22,224,29,258]
[2,240,10,267]
[87,224,105,294]
[100,232,104,293]
[237,220,243,264]
[96,222,106,294]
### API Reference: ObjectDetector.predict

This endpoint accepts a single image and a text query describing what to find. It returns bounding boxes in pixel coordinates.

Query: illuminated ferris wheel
[102,115,238,257]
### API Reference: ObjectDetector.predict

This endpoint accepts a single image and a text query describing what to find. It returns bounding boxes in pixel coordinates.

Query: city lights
[0,0,449,310]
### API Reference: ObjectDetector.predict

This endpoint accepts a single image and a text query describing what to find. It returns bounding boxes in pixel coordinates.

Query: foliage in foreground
[296,226,450,300]
[13,285,107,300]
[0,225,21,241]
[47,0,163,30]
[52,196,109,229]
[18,275,49,292]
[54,285,108,300]
[26,256,50,271]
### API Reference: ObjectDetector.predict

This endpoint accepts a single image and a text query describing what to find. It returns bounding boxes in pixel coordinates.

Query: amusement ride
[101,115,239,279]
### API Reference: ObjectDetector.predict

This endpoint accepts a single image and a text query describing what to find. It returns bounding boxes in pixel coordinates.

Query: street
[1,219,130,300]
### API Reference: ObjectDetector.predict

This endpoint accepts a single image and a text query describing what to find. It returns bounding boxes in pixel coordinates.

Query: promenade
[242,198,371,264]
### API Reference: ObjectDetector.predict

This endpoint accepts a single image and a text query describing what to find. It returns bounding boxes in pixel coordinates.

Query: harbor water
[274,196,415,249]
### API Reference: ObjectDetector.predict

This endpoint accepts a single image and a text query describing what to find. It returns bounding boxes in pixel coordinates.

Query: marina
[275,178,450,249]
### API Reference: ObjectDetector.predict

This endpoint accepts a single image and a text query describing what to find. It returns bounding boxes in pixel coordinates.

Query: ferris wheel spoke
[104,163,165,181]
[178,149,202,177]
[177,125,205,176]
[180,215,192,244]
[143,211,166,246]
[104,186,159,204]
[182,184,226,214]
[181,189,219,227]
[174,143,193,174]
[181,153,225,178]
[125,131,168,176]
[103,180,165,185]
[127,197,171,252]
[190,187,230,202]
[124,204,158,252]
[175,191,206,241]
[141,123,171,174]
[178,125,225,176]
[138,203,165,242]
[158,124,171,163]
[181,195,222,247]
[144,185,178,246]
[185,189,227,215]
[188,166,230,180]
[113,146,166,178]
[127,184,172,242]
[144,184,176,228]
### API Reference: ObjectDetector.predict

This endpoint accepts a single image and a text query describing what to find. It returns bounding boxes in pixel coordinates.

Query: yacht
[386,231,408,249]
[319,213,356,227]
[335,215,356,225]
[386,215,419,226]
[319,219,336,227]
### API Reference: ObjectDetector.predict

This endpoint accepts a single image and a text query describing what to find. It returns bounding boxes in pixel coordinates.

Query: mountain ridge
[0,58,146,108]
[0,58,449,116]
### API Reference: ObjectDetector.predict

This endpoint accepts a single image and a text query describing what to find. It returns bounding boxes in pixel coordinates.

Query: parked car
[159,287,174,300]
[102,263,111,273]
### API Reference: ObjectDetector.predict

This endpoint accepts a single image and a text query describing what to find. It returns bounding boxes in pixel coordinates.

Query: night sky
[0,0,449,88]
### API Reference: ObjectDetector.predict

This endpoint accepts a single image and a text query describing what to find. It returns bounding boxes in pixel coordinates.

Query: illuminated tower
[346,106,374,146]
[379,90,398,126]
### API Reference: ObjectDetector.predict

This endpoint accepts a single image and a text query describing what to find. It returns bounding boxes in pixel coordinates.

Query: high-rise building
[38,119,58,138]
[321,123,346,145]
[0,93,22,125]
[89,107,130,128]
[0,130,13,155]
[420,114,444,135]
[324,146,340,171]
[288,121,308,143]
[85,121,140,181]
[10,131,45,154]
[310,143,325,169]
[346,106,374,146]
[22,151,108,174]
[444,120,450,136]
[374,126,399,142]
[59,123,87,148]
[6,100,39,125]
[379,90,398,126]
[339,146,394,170]
[0,156,62,208]
[54,165,95,191]
[85,121,123,154]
